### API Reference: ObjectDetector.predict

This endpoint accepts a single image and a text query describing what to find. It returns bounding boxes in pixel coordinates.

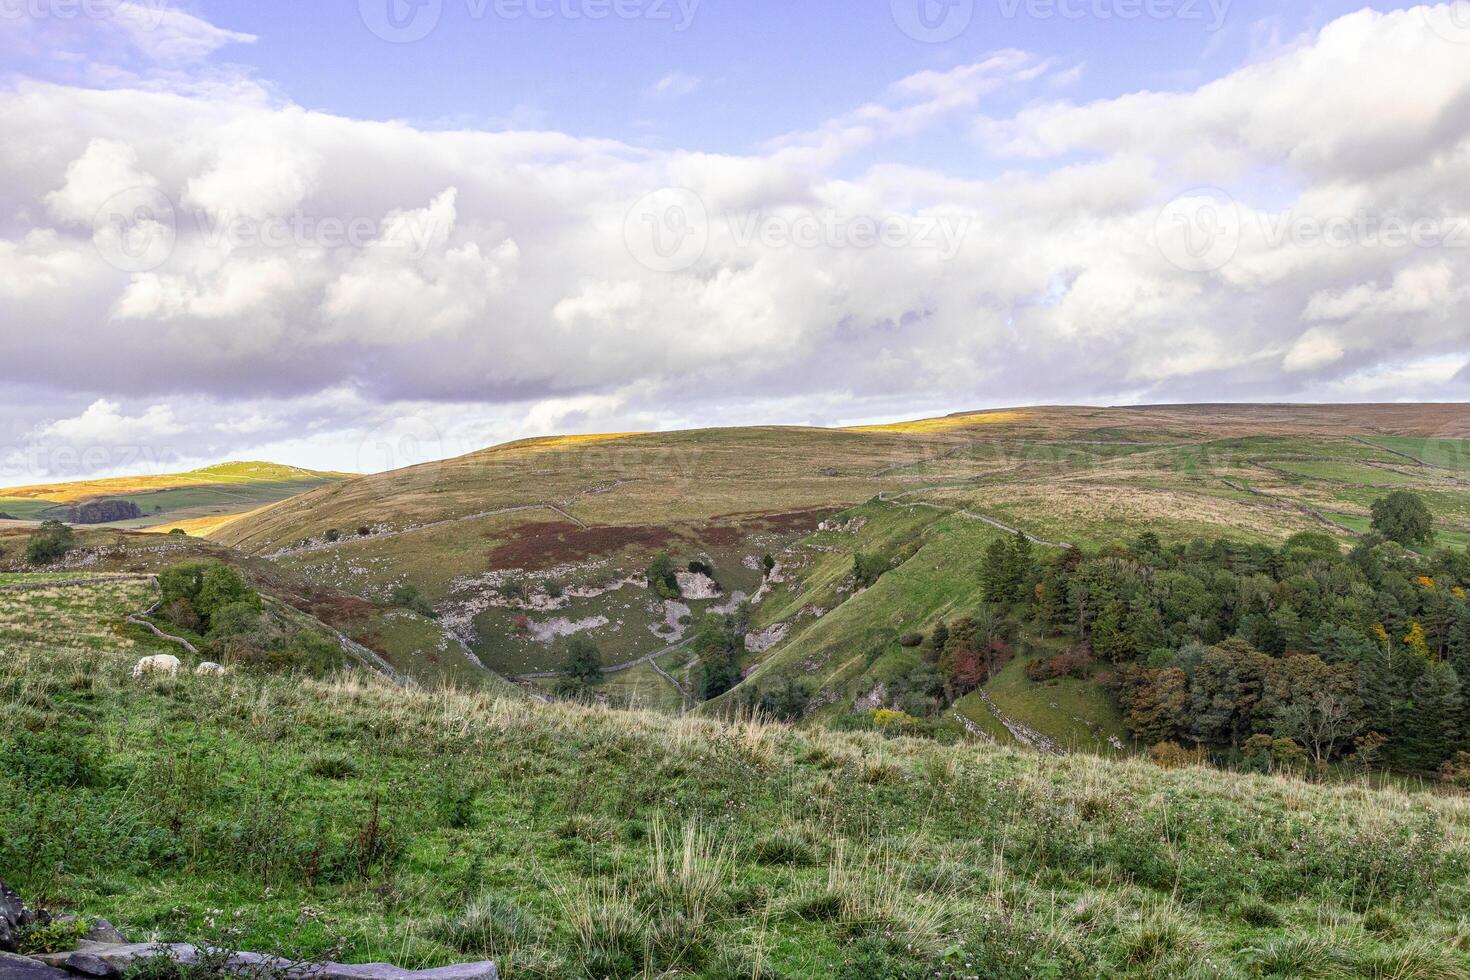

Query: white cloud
[35,399,183,444]
[4,7,1470,478]
[646,72,700,99]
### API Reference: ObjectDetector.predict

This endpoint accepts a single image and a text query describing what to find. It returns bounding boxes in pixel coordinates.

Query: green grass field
[0,462,349,531]
[4,577,1470,978]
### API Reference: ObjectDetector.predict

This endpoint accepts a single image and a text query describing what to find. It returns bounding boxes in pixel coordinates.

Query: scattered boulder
[131,655,181,678]
[45,951,117,978]
[0,951,72,980]
[28,943,497,980]
[81,923,125,946]
[1,878,27,952]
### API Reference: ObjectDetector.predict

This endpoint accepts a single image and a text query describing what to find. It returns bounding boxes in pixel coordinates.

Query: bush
[852,551,888,588]
[1438,751,1470,788]
[1148,742,1203,769]
[898,632,924,648]
[647,553,681,600]
[1370,490,1434,546]
[1025,648,1092,682]
[559,636,604,690]
[25,521,74,565]
[17,917,88,955]
[324,529,342,543]
[8,730,101,790]
[160,562,261,634]
[388,582,437,618]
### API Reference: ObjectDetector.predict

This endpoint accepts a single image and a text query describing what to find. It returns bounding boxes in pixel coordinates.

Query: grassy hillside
[133,404,1470,738]
[195,407,1470,696]
[0,526,515,693]
[0,462,351,530]
[3,576,1469,978]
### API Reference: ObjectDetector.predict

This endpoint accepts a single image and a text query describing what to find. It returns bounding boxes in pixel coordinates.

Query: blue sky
[195,0,1381,154]
[1,1,1469,480]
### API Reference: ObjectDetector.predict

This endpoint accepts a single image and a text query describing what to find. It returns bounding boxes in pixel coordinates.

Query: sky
[2,0,1470,481]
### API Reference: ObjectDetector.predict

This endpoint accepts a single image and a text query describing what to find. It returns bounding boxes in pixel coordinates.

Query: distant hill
[0,461,353,531]
[198,404,1470,719]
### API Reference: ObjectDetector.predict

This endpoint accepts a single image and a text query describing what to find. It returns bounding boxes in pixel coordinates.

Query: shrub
[8,730,101,790]
[898,632,924,648]
[324,529,342,543]
[388,582,437,618]
[559,636,604,690]
[852,551,888,588]
[646,553,680,600]
[1438,751,1470,788]
[208,601,262,640]
[1025,647,1092,682]
[1148,742,1203,769]
[357,526,372,537]
[25,521,74,566]
[17,917,88,955]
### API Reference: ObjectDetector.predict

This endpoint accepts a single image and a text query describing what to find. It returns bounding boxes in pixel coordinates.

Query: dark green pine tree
[1399,662,1465,770]
[982,537,1016,603]
[1008,532,1035,602]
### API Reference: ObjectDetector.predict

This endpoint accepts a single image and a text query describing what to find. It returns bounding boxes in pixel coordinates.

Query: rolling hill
[6,404,1470,977]
[177,404,1470,736]
[0,461,352,531]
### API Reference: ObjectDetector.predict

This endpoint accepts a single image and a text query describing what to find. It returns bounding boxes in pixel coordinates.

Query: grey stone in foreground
[0,951,72,980]
[30,943,496,980]
[78,925,125,947]
[0,881,30,953]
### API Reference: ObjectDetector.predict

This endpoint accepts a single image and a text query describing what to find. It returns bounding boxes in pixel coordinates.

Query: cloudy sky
[3,0,1470,481]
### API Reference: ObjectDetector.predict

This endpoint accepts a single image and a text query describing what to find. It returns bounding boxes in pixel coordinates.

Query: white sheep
[195,662,226,675]
[131,654,181,678]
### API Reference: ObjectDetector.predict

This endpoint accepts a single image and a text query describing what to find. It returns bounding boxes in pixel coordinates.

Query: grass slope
[184,404,1470,722]
[3,581,1469,978]
[0,527,518,694]
[0,462,351,531]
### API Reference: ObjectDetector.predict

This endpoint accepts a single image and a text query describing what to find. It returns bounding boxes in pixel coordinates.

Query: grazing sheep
[195,662,226,675]
[131,654,181,678]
